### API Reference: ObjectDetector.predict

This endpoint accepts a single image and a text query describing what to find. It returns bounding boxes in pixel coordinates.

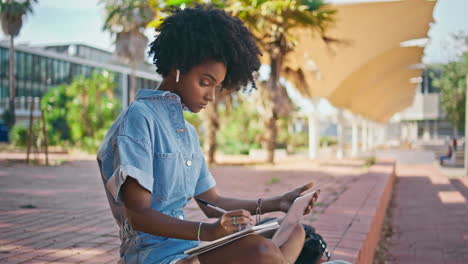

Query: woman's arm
[195,182,318,218]
[121,177,253,241]
[195,187,281,218]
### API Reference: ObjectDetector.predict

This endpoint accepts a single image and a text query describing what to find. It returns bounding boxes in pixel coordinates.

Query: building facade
[0,42,161,126]
[395,68,461,143]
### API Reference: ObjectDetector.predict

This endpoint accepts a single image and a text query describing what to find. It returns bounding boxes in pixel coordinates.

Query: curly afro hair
[148,5,262,91]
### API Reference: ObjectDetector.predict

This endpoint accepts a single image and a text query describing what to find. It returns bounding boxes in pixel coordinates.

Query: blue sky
[7,0,468,64]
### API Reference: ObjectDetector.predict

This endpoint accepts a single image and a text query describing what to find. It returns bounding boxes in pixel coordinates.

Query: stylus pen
[195,198,227,214]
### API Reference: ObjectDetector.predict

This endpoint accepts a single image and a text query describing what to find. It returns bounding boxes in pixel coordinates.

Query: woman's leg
[440,155,448,165]
[198,235,284,264]
[180,223,305,264]
[278,224,305,263]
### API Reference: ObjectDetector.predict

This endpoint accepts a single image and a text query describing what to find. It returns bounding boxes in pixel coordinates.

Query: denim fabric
[97,89,216,263]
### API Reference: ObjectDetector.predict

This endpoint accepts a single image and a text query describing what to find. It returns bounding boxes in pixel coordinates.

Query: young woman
[97,5,318,264]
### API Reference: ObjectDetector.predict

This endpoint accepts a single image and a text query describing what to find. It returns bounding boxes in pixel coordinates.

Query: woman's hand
[209,210,255,240]
[278,182,320,215]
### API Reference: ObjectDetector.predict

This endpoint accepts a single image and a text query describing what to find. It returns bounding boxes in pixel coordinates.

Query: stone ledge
[307,159,396,264]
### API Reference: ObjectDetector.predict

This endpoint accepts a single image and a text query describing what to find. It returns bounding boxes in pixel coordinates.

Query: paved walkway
[0,156,364,264]
[379,150,468,264]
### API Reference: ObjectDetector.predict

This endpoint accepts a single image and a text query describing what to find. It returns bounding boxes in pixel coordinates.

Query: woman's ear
[168,68,181,83]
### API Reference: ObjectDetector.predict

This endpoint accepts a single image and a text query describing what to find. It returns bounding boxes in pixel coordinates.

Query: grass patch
[364,156,376,168]
[266,177,281,185]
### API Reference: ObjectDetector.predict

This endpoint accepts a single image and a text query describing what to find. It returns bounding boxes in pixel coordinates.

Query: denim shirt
[97,89,216,263]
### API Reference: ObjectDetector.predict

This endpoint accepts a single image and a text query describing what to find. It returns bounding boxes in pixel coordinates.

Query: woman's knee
[294,223,305,238]
[245,236,283,264]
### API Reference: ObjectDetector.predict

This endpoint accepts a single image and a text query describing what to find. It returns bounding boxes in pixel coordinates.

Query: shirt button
[186,160,192,166]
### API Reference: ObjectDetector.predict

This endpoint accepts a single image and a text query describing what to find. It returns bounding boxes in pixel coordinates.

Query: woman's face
[176,60,226,113]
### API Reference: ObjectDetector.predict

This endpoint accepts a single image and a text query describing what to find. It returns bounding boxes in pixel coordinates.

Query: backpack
[258,218,331,264]
[295,223,331,264]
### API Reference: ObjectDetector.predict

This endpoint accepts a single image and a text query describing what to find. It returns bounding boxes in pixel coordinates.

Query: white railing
[0,97,41,114]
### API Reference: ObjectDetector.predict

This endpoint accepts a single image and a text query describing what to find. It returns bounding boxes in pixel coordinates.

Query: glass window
[1,48,10,79]
[40,56,47,84]
[53,59,59,85]
[64,61,71,83]
[32,81,40,97]
[46,58,52,85]
[25,53,33,81]
[57,60,64,84]
[0,48,4,78]
[15,52,22,80]
[16,52,25,97]
[32,55,40,81]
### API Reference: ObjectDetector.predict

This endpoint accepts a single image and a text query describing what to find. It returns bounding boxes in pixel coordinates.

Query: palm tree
[200,88,234,164]
[101,0,157,103]
[223,0,336,163]
[0,0,37,128]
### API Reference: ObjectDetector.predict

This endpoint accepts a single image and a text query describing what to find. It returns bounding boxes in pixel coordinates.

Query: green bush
[41,71,121,153]
[364,156,376,167]
[9,122,46,149]
[320,136,337,147]
[9,125,28,147]
[41,85,71,146]
[217,95,262,155]
[277,117,308,153]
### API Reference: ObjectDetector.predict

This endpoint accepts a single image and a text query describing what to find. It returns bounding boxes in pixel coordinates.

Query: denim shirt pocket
[153,152,185,200]
[184,152,203,197]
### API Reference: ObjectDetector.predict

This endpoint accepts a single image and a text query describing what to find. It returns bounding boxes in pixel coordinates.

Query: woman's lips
[200,104,207,109]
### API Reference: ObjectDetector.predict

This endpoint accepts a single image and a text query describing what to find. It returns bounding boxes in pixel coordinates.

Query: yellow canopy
[373,89,417,122]
[328,46,424,110]
[284,0,435,122]
[361,69,422,121]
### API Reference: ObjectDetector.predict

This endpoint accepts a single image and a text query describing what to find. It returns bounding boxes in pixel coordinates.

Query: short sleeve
[104,105,154,202]
[194,155,216,196]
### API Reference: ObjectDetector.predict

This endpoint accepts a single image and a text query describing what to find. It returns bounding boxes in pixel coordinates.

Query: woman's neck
[157,79,176,93]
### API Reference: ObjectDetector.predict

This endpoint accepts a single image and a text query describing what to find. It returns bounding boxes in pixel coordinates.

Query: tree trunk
[129,63,137,103]
[8,35,15,127]
[202,98,219,165]
[26,97,35,164]
[41,104,49,166]
[262,52,284,164]
[264,108,277,163]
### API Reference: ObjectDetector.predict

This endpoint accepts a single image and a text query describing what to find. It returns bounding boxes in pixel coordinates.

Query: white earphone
[176,69,180,83]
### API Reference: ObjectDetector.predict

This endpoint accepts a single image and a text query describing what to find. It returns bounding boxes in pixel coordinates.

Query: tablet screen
[271,190,318,247]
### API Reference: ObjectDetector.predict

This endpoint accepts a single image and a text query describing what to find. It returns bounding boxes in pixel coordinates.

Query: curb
[310,159,396,263]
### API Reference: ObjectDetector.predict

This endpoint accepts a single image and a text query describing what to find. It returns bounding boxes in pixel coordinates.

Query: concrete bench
[304,159,396,263]
[446,151,456,166]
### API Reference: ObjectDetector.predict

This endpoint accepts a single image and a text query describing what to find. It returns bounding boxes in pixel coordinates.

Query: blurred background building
[0,42,160,126]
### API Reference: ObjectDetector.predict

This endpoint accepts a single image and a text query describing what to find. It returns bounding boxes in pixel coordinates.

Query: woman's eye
[200,81,210,87]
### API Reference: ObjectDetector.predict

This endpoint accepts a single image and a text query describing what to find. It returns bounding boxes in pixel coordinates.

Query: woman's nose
[206,87,216,102]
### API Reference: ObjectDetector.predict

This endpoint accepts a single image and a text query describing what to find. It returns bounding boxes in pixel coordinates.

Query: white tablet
[271,190,319,247]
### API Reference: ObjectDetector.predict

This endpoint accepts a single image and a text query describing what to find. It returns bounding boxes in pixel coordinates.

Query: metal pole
[308,99,320,159]
[465,74,468,175]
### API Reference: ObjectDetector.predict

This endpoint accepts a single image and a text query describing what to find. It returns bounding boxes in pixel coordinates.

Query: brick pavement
[311,160,396,263]
[386,164,468,264]
[0,156,364,264]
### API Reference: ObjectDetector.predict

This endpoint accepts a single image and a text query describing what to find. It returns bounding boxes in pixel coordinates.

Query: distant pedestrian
[452,137,457,151]
[439,141,453,166]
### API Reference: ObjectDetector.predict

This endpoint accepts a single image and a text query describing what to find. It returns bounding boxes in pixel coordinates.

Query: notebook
[184,190,319,256]
[184,220,280,257]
